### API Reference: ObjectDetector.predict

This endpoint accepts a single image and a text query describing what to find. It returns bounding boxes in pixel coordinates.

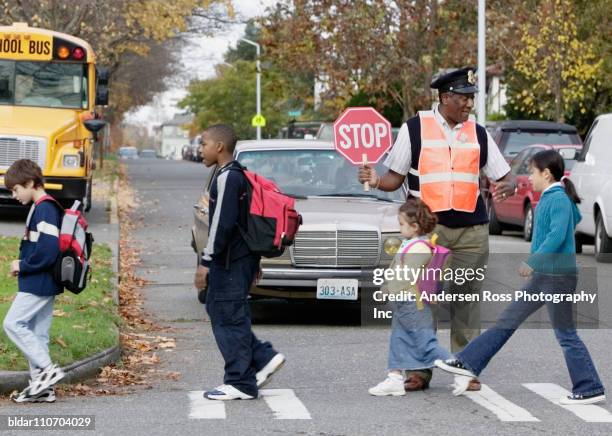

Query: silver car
[191,139,404,302]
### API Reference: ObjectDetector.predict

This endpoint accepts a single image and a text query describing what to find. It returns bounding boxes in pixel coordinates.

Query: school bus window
[0,61,14,103]
[0,60,87,109]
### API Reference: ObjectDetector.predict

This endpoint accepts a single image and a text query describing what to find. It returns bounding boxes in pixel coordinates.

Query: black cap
[430,67,478,94]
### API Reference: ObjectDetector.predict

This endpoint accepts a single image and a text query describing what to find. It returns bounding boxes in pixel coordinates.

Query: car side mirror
[95,67,110,106]
[84,119,106,141]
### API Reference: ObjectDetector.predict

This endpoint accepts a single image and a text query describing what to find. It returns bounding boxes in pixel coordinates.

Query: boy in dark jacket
[3,159,65,403]
[194,124,284,400]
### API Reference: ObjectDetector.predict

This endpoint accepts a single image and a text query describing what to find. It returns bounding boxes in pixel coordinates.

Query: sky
[124,0,279,131]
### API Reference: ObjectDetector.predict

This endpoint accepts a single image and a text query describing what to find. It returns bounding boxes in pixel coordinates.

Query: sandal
[404,370,432,391]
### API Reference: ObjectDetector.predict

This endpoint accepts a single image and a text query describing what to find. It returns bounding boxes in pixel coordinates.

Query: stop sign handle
[362,154,370,192]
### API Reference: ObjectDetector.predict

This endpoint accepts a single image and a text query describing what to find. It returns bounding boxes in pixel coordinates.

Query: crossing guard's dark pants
[206,254,277,397]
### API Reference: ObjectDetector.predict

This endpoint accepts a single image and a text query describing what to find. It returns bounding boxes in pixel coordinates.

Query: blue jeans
[205,255,277,397]
[457,273,604,396]
[388,300,451,370]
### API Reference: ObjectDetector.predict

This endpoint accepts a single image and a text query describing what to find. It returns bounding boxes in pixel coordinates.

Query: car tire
[523,203,534,242]
[575,235,583,254]
[595,214,612,263]
[488,203,503,235]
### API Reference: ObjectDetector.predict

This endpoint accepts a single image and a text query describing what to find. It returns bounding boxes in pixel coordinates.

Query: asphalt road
[1,158,612,436]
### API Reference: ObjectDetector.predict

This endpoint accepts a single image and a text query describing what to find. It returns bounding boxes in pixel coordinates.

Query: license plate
[316,279,358,300]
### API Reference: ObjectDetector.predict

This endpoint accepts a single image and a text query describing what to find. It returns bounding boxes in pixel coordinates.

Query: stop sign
[333,107,393,165]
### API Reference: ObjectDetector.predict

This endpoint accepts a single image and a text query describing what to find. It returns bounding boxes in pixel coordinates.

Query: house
[160,113,193,159]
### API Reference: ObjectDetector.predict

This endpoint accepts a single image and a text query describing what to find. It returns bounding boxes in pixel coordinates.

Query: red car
[488,144,583,241]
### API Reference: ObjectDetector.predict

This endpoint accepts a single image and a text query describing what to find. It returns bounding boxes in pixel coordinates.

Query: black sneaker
[559,392,606,405]
[434,359,476,377]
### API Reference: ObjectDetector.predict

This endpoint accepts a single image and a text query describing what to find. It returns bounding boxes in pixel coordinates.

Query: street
[1,158,612,436]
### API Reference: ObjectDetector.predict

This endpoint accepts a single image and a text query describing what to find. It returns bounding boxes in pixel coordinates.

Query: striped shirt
[384,105,510,189]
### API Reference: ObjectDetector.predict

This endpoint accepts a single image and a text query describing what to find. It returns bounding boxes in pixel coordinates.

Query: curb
[0,344,121,394]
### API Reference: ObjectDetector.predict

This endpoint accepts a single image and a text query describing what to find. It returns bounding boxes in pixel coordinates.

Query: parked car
[488,144,582,241]
[118,146,138,160]
[140,149,157,158]
[191,139,404,302]
[490,120,582,161]
[277,121,323,139]
[571,114,612,262]
[182,144,194,161]
[482,120,582,214]
[190,135,203,162]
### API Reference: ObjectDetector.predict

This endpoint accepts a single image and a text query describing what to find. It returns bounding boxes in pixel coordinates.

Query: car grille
[292,230,380,267]
[0,136,46,170]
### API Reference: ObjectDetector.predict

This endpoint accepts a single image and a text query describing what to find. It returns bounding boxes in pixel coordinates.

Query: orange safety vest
[417,111,480,213]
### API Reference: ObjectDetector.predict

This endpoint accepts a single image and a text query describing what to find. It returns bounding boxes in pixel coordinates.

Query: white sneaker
[368,374,406,396]
[11,387,55,403]
[256,353,285,388]
[29,364,65,396]
[204,384,255,401]
[559,393,606,405]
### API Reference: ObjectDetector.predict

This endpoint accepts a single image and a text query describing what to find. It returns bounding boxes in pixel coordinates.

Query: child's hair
[529,149,580,204]
[4,159,44,190]
[205,124,238,153]
[399,196,437,235]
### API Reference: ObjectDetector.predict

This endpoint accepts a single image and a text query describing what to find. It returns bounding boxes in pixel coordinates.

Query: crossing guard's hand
[195,265,208,290]
[358,164,378,186]
[492,179,516,202]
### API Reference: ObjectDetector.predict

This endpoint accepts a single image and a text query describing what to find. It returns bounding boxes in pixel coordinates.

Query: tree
[260,0,480,120]
[0,0,235,121]
[179,60,291,139]
[505,0,602,123]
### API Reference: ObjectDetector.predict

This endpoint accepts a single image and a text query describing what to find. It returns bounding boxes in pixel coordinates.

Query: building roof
[161,113,193,127]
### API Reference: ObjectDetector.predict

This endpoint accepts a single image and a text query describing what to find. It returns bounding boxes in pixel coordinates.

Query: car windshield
[0,60,87,109]
[236,149,404,201]
[503,131,579,156]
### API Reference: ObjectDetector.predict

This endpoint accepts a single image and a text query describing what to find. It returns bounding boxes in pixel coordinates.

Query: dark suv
[482,120,582,230]
[490,120,582,161]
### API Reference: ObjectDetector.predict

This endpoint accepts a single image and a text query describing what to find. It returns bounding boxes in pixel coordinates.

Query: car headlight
[63,154,80,168]
[381,233,403,263]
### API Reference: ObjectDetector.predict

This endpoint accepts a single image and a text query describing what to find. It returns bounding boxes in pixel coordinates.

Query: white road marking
[260,389,312,420]
[463,384,540,422]
[188,391,226,419]
[524,383,612,422]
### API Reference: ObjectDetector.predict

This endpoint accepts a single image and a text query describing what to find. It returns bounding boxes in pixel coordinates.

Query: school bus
[0,22,109,211]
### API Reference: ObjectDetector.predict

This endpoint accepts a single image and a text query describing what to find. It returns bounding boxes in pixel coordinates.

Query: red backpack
[234,164,302,258]
[34,196,94,294]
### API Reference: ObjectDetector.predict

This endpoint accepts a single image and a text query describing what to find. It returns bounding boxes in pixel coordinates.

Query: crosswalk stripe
[523,383,612,422]
[463,384,540,422]
[188,391,226,419]
[260,389,312,420]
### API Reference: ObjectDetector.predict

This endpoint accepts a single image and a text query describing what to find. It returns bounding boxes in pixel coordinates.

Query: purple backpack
[399,235,451,299]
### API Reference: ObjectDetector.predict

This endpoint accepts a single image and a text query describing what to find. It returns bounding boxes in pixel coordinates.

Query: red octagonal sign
[333,107,393,165]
